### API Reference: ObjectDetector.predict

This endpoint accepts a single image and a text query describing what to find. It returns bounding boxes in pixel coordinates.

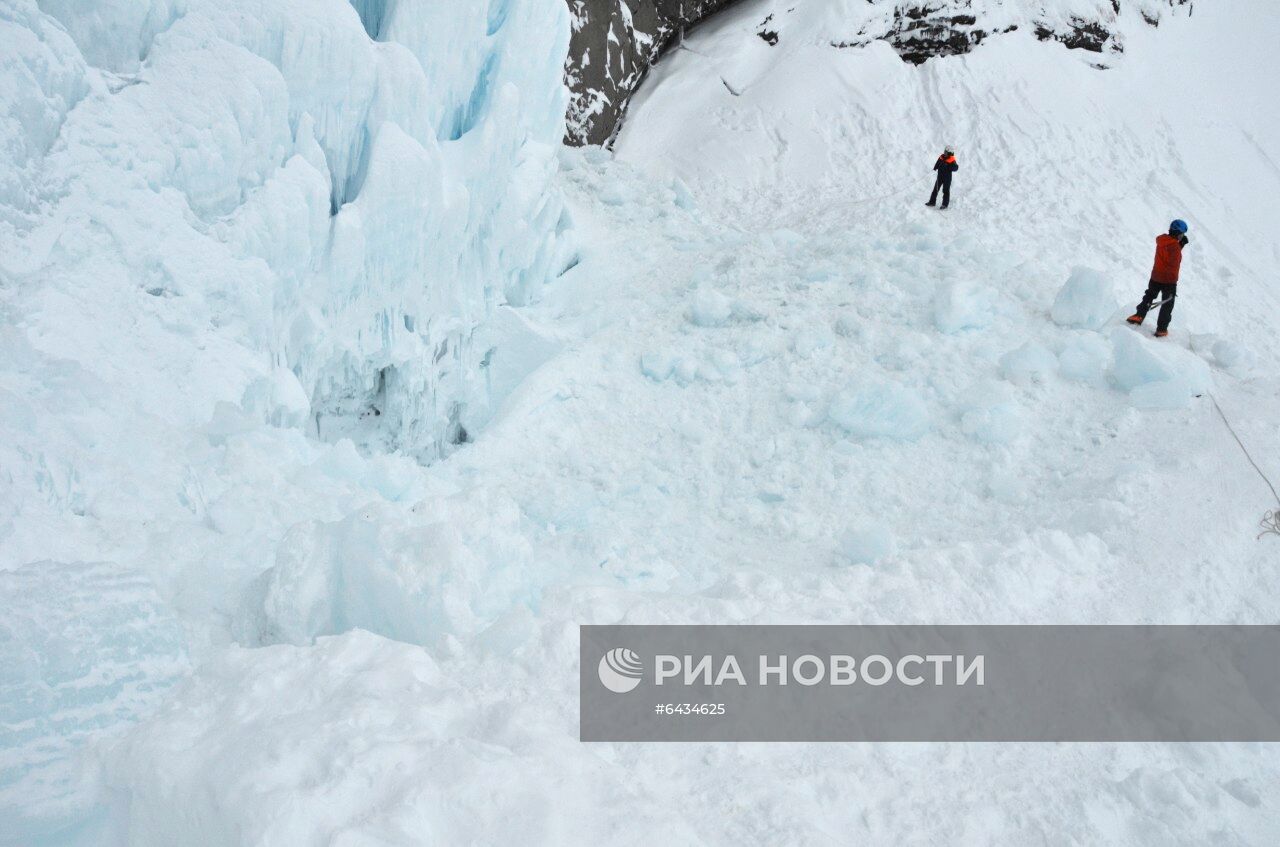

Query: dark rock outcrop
[828,2,1192,65]
[1035,18,1113,54]
[564,0,741,147]
[871,9,1012,65]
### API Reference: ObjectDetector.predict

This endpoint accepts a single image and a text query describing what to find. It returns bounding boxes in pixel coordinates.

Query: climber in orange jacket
[1127,219,1189,337]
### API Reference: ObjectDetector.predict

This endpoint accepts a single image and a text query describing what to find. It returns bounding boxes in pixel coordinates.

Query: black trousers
[1135,280,1177,330]
[928,177,951,207]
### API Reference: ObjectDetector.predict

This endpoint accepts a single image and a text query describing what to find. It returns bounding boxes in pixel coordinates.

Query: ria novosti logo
[596,648,986,693]
[598,647,643,693]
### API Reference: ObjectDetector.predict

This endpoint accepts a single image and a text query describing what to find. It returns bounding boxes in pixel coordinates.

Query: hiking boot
[925,201,936,207]
[1154,329,1169,338]
[1126,314,1144,325]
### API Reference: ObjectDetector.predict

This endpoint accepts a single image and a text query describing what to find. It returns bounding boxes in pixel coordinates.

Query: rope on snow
[1209,393,1280,540]
[792,175,934,236]
[673,41,744,97]
[831,175,934,212]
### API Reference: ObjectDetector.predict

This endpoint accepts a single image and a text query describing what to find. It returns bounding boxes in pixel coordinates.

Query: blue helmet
[1170,219,1188,235]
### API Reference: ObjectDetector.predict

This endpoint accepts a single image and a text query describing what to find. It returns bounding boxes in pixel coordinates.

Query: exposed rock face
[826,1,1194,64]
[564,0,741,146]
[563,1,1195,146]
[864,7,1010,64]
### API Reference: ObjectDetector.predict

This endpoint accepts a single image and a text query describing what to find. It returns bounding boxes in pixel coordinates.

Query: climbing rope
[829,175,934,211]
[1209,393,1280,540]
[673,29,937,227]
[781,175,934,236]
[673,40,745,97]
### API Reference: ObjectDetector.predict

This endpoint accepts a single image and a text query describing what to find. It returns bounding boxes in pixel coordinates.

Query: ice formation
[1,0,573,837]
[3,0,573,468]
[0,561,188,842]
[1051,266,1120,330]
[828,380,931,442]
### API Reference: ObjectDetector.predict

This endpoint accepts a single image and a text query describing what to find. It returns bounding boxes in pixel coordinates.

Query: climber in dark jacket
[926,147,959,209]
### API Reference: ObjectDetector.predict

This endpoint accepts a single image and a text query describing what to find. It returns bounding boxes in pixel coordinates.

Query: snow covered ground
[3,0,1280,844]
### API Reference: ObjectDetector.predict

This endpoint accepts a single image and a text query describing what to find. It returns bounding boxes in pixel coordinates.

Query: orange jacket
[1150,233,1184,284]
[933,154,958,184]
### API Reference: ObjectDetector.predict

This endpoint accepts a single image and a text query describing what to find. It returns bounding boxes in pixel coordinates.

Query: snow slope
[561,0,1197,145]
[4,0,1280,844]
